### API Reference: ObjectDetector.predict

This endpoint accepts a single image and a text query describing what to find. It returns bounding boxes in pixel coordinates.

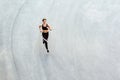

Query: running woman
[39,18,52,53]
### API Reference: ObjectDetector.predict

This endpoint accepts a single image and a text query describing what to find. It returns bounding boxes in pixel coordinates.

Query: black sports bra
[42,24,48,30]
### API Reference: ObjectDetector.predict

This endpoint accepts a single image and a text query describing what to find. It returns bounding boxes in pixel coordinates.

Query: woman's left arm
[47,24,52,31]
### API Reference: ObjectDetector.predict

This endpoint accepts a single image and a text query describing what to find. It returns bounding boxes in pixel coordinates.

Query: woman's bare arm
[47,24,52,31]
[39,25,43,32]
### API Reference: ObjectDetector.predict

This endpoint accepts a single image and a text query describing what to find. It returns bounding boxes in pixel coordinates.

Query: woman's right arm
[39,25,43,32]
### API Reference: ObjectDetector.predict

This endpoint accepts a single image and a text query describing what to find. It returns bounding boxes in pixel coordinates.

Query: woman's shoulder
[39,24,42,27]
[40,24,43,26]
[46,24,49,27]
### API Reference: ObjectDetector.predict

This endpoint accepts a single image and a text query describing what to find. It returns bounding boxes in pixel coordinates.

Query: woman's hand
[40,30,43,32]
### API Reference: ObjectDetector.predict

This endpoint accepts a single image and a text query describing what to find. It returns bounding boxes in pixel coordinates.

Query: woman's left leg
[42,32,49,52]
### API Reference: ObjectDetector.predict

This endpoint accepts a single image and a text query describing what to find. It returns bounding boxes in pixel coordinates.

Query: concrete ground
[0,0,120,80]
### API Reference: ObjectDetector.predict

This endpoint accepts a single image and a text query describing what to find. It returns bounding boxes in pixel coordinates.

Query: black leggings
[42,32,49,50]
